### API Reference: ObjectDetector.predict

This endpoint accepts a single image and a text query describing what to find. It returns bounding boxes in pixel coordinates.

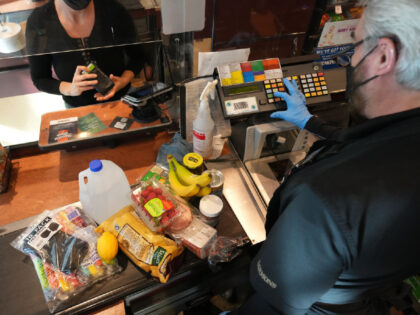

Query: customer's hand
[270,78,313,129]
[94,73,131,102]
[60,65,98,96]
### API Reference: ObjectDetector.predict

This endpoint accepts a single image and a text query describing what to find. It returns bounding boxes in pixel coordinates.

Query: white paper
[161,0,205,35]
[184,78,231,144]
[198,48,250,76]
[318,19,359,48]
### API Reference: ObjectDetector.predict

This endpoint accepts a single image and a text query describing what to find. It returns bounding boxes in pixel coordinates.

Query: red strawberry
[148,192,157,200]
[154,188,162,195]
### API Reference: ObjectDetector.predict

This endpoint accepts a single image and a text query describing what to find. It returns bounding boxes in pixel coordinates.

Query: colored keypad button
[265,84,271,89]
[318,72,324,76]
[264,80,270,84]
[269,99,274,103]
[311,92,317,96]
[321,81,326,85]
[317,91,323,96]
[305,93,310,97]
[323,91,328,95]
[266,89,272,93]
[273,88,278,92]
[316,87,321,91]
[274,98,280,101]
[279,87,285,92]
[267,93,273,98]
[322,86,327,90]
[319,76,325,81]
[315,82,320,87]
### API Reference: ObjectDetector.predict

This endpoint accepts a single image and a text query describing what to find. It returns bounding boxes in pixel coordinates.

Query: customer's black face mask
[64,0,91,10]
[345,42,379,103]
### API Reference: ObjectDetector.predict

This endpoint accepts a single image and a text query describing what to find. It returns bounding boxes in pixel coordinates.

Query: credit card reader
[216,57,332,119]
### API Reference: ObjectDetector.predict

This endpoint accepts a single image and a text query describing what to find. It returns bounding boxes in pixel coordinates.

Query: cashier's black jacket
[243,108,420,314]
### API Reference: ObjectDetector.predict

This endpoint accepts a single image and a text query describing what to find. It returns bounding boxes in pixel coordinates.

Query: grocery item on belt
[183,152,204,175]
[97,205,184,283]
[203,169,224,195]
[10,206,122,313]
[131,180,192,233]
[168,216,217,259]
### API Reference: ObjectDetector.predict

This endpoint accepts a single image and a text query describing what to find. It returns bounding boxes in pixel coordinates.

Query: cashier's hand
[271,78,313,129]
[60,65,98,97]
[94,74,130,102]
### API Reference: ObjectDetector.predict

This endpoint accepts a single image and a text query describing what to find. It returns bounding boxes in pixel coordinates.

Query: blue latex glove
[270,78,313,129]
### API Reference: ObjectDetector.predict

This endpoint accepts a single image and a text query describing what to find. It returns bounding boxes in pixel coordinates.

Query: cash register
[215,55,333,205]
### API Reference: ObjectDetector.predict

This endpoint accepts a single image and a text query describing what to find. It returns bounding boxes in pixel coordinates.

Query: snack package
[10,206,122,313]
[97,205,184,283]
[131,180,192,233]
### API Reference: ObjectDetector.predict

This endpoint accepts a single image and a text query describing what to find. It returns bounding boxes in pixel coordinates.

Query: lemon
[97,231,118,264]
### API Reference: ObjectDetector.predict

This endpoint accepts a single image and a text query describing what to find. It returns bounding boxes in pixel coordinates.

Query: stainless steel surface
[206,146,267,245]
[245,151,306,205]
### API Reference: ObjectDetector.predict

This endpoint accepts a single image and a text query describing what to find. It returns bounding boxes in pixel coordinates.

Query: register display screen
[225,84,260,96]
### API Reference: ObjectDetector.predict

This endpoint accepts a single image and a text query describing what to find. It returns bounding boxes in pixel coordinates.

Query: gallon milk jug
[79,159,132,224]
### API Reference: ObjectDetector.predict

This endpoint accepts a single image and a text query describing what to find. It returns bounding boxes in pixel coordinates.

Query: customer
[238,0,420,313]
[25,0,143,107]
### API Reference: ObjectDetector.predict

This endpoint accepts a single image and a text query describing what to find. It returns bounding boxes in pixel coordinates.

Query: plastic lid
[183,152,203,169]
[199,194,223,218]
[89,159,103,172]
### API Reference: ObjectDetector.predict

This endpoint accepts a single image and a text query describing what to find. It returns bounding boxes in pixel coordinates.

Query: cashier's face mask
[64,0,92,10]
[345,38,379,120]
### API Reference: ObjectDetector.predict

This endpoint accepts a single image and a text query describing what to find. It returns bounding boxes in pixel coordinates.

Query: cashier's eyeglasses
[40,222,60,238]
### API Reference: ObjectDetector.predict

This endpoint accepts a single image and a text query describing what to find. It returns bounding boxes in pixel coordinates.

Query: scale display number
[224,96,259,116]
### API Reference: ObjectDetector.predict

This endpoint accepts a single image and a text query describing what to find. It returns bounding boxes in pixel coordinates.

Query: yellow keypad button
[321,81,326,85]
[265,84,271,89]
[319,76,325,81]
[313,78,319,82]
[292,76,298,80]
[311,92,317,97]
[317,91,323,96]
[316,87,321,91]
[305,93,311,98]
[315,82,320,87]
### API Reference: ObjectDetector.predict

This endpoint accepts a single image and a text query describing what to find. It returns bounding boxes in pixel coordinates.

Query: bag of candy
[10,205,122,313]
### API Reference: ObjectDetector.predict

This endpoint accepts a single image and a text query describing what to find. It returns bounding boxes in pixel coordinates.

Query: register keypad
[264,72,328,104]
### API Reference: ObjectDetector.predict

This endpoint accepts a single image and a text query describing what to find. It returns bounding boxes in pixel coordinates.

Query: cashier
[237,0,420,313]
[25,0,143,108]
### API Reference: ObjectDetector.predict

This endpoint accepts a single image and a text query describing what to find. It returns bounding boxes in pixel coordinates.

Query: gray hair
[360,0,420,90]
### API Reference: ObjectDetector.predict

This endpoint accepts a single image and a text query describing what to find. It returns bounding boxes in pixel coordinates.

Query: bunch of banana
[167,154,212,198]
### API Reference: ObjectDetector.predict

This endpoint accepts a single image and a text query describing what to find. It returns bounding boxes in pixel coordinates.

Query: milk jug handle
[78,170,89,193]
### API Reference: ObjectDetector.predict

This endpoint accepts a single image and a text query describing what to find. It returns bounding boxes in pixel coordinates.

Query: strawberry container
[131,181,183,233]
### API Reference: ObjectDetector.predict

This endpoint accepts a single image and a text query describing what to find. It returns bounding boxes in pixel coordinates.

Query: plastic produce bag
[10,206,122,313]
[156,132,193,170]
[207,236,250,268]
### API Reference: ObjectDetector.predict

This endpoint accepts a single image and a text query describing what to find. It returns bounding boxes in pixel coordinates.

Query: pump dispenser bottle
[193,79,218,158]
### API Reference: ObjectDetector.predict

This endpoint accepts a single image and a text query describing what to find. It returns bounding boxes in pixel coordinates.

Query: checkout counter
[0,1,350,311]
[0,54,348,314]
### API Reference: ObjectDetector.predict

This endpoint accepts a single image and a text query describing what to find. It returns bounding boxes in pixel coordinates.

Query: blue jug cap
[89,160,103,172]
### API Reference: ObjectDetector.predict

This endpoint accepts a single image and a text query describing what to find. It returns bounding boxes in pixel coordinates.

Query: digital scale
[216,57,332,118]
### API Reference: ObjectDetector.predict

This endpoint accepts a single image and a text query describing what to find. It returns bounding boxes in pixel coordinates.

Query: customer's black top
[26,0,143,107]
